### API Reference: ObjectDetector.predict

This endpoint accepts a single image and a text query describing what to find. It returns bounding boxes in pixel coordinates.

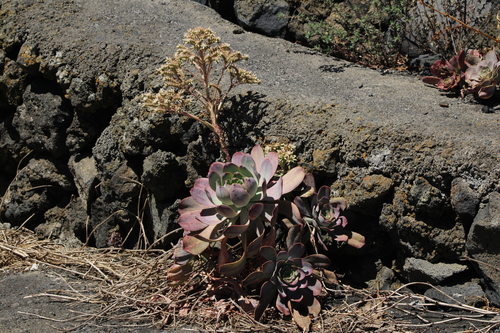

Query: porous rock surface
[1,0,500,305]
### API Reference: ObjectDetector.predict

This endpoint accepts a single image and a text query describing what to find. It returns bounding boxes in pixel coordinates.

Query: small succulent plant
[461,49,500,99]
[422,48,500,99]
[174,145,305,276]
[292,185,366,252]
[243,242,330,327]
[422,50,467,91]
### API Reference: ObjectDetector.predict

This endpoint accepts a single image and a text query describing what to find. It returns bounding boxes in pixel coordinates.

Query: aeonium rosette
[175,145,305,276]
[293,185,365,251]
[243,242,330,323]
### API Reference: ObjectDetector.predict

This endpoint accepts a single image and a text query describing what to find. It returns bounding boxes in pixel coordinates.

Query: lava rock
[466,191,500,307]
[403,257,469,285]
[234,0,290,37]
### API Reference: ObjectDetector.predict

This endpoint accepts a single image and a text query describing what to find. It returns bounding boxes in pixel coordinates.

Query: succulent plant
[292,185,365,251]
[461,49,500,99]
[422,50,467,91]
[174,145,305,276]
[243,242,330,326]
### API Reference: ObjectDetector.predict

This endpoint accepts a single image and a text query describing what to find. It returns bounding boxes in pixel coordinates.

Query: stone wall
[1,0,499,305]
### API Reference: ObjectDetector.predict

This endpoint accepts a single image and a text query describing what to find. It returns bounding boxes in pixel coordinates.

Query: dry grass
[1,227,500,332]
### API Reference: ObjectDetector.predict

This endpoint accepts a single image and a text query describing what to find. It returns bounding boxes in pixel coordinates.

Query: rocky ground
[1,0,500,331]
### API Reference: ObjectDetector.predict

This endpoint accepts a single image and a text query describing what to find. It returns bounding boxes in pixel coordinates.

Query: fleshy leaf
[230,184,251,207]
[255,281,277,321]
[259,246,277,262]
[216,204,238,218]
[224,223,249,238]
[216,185,232,205]
[288,242,305,259]
[219,252,246,277]
[303,254,331,268]
[248,202,264,220]
[251,145,265,170]
[266,177,283,200]
[182,235,210,255]
[282,166,306,194]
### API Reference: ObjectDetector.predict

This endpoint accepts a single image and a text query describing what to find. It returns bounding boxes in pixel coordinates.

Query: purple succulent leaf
[259,246,277,262]
[266,177,283,200]
[259,158,275,184]
[208,171,221,192]
[251,145,265,169]
[303,254,331,268]
[282,166,306,194]
[196,207,224,225]
[222,162,240,175]
[240,154,258,178]
[229,184,251,207]
[334,234,349,242]
[208,161,224,174]
[231,151,245,165]
[193,223,225,242]
[275,295,290,316]
[286,224,304,250]
[219,251,246,277]
[244,177,258,198]
[248,202,264,220]
[308,278,323,297]
[317,185,330,202]
[308,296,321,317]
[282,286,304,302]
[246,231,264,257]
[291,259,313,275]
[263,152,279,176]
[223,222,250,238]
[288,242,305,259]
[215,185,232,205]
[178,196,205,214]
[191,178,220,206]
[216,204,239,218]
[182,234,210,255]
[242,270,272,286]
[178,211,207,231]
[255,281,278,320]
[293,196,312,218]
[262,260,277,275]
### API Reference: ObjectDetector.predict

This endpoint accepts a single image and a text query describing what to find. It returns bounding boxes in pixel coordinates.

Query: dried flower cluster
[142,27,260,161]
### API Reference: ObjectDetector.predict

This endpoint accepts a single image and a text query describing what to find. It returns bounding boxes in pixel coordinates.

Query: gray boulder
[403,257,469,285]
[467,191,500,307]
[234,0,290,37]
